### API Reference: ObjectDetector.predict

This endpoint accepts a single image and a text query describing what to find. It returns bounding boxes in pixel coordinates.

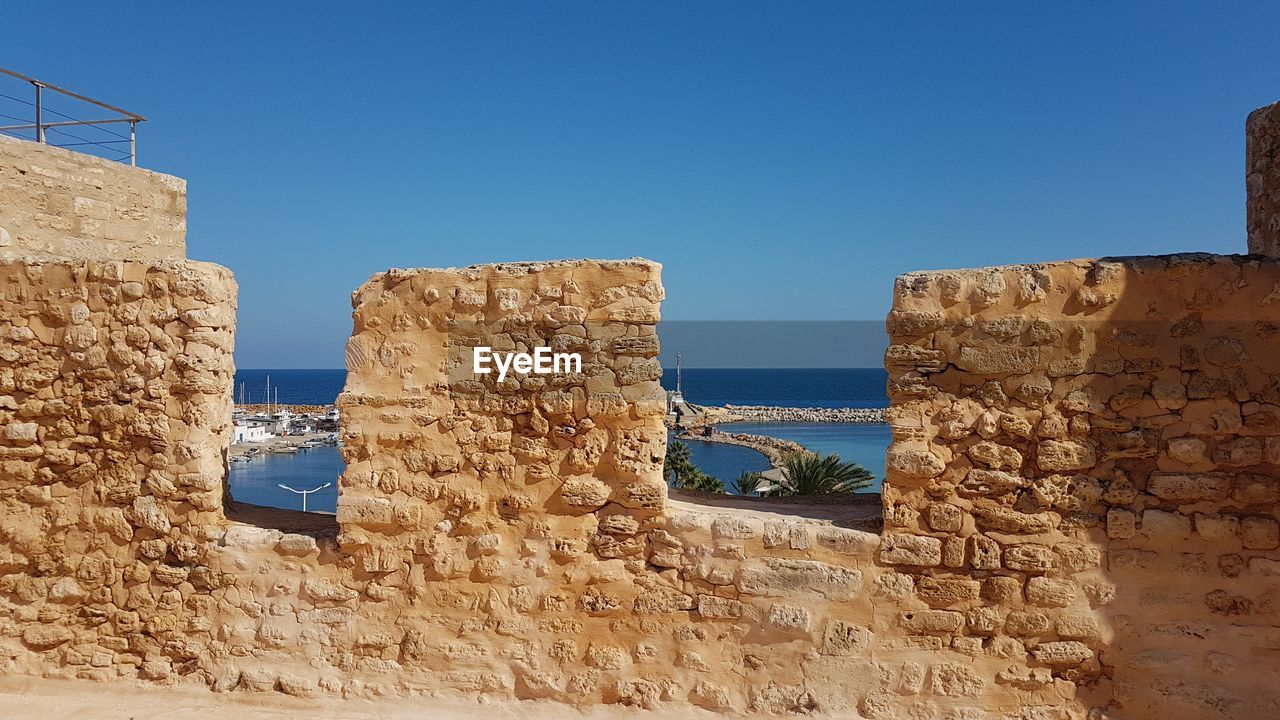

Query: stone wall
[328,260,884,713]
[336,259,670,580]
[4,250,1280,717]
[0,135,186,262]
[0,256,235,676]
[884,254,1280,719]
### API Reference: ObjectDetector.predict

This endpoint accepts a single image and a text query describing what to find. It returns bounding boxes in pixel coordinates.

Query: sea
[228,368,891,511]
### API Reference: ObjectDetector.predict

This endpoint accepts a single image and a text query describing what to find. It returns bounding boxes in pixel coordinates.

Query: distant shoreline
[690,404,887,424]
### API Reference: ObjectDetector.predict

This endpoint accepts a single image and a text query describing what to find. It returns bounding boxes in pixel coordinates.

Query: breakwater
[676,427,808,467]
[714,404,886,423]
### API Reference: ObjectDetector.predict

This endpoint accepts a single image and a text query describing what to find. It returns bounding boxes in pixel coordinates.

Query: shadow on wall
[882,254,1280,718]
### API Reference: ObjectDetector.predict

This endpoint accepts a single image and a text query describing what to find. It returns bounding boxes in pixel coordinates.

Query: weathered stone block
[886,446,946,478]
[1194,513,1240,543]
[879,534,942,567]
[1036,440,1096,471]
[1025,577,1075,607]
[1242,516,1280,550]
[1148,473,1232,503]
[736,558,862,600]
[897,610,963,634]
[1141,509,1192,542]
[819,620,870,655]
[1003,544,1056,573]
[915,577,980,607]
[1031,641,1093,666]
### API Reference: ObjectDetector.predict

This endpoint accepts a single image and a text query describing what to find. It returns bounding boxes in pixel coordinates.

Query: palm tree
[766,452,873,496]
[664,440,694,485]
[664,440,725,493]
[730,471,765,496]
[682,469,726,493]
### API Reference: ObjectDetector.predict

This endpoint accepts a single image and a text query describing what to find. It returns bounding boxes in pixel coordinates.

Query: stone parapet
[0,135,186,261]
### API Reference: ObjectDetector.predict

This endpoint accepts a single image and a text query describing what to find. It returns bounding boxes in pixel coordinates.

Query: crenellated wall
[5,109,1280,718]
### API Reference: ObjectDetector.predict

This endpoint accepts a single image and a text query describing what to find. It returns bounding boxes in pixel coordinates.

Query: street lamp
[277,482,332,512]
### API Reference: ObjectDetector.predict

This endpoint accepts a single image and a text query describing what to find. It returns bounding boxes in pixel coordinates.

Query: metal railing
[0,67,146,166]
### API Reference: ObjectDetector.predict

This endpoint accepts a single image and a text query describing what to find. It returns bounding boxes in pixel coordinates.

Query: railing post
[33,82,44,143]
[129,121,137,166]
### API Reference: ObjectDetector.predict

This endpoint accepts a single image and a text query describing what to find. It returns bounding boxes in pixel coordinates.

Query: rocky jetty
[713,404,886,423]
[676,427,809,466]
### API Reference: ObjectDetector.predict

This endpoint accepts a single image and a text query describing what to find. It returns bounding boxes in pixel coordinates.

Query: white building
[232,423,272,444]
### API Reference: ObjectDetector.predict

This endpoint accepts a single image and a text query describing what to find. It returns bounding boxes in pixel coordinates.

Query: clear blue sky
[6,2,1278,367]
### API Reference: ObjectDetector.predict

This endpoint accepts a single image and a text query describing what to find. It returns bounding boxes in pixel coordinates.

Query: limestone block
[965,607,1003,635]
[1166,436,1209,465]
[335,497,395,526]
[967,535,1003,570]
[956,345,1041,375]
[130,496,171,534]
[929,663,984,697]
[736,559,862,600]
[819,620,871,656]
[1031,641,1093,666]
[1148,473,1232,503]
[1055,614,1101,639]
[980,577,1021,606]
[697,595,758,620]
[277,534,319,556]
[885,446,946,478]
[914,577,980,607]
[559,477,611,509]
[222,525,285,549]
[303,579,358,603]
[1036,440,1096,471]
[3,422,38,443]
[968,441,1023,470]
[959,469,1026,496]
[21,625,73,649]
[1194,513,1240,543]
[1102,509,1135,541]
[766,604,813,633]
[971,503,1057,534]
[897,610,963,634]
[1003,544,1056,573]
[887,309,945,338]
[1025,577,1075,607]
[1003,611,1052,637]
[924,502,962,532]
[1213,437,1263,467]
[1141,509,1192,542]
[1242,516,1280,549]
[942,536,965,568]
[879,534,942,567]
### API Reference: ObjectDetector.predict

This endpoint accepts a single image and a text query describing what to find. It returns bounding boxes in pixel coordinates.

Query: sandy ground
[668,490,883,532]
[0,675,730,720]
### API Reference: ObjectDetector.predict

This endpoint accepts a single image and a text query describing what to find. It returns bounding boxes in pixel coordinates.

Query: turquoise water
[225,426,889,509]
[228,369,892,508]
[228,446,343,512]
[675,435,774,486]
[706,422,891,492]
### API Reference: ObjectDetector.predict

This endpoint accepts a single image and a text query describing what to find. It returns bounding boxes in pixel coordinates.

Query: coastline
[675,426,808,468]
[691,404,886,424]
[670,404,888,487]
